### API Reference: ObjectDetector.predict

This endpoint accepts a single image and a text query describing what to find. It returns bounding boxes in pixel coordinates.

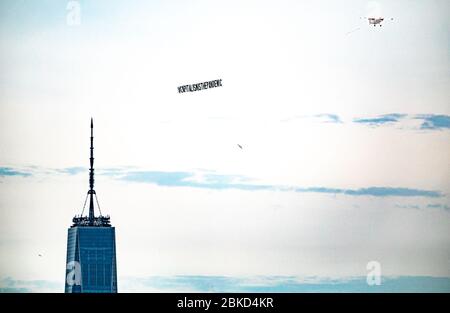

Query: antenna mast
[88,118,96,223]
[71,118,110,227]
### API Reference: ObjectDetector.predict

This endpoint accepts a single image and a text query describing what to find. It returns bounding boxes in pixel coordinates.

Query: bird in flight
[237,144,243,149]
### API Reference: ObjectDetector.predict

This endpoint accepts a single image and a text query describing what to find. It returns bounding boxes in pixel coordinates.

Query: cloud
[395,203,450,211]
[0,167,31,177]
[415,114,450,130]
[295,186,442,198]
[279,113,450,130]
[0,277,61,293]
[120,170,271,191]
[3,275,449,292]
[116,170,442,198]
[124,275,450,292]
[1,166,87,178]
[1,166,443,199]
[353,114,406,126]
[426,203,450,211]
[314,114,342,123]
[352,113,450,131]
[280,114,342,123]
[54,167,85,175]
[395,204,421,210]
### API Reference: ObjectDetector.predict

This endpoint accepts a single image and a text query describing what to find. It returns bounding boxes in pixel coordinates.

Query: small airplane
[347,15,394,35]
[362,16,394,27]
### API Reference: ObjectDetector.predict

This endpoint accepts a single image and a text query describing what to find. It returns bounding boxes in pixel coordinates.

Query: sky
[0,0,449,292]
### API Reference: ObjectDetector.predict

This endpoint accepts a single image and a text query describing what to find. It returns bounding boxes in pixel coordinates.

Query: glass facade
[65,226,117,293]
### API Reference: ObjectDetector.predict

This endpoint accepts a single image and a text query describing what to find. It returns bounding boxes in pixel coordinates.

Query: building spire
[72,118,110,227]
[88,117,96,222]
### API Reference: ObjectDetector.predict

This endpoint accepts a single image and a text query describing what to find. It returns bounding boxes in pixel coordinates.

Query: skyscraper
[65,119,118,293]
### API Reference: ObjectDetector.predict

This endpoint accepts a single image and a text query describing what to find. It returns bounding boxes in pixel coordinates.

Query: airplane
[362,16,394,27]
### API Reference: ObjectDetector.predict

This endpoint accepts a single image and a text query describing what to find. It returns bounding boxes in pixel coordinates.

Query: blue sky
[0,0,449,292]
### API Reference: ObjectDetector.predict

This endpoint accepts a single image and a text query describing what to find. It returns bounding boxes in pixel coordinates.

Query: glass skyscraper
[65,119,118,293]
